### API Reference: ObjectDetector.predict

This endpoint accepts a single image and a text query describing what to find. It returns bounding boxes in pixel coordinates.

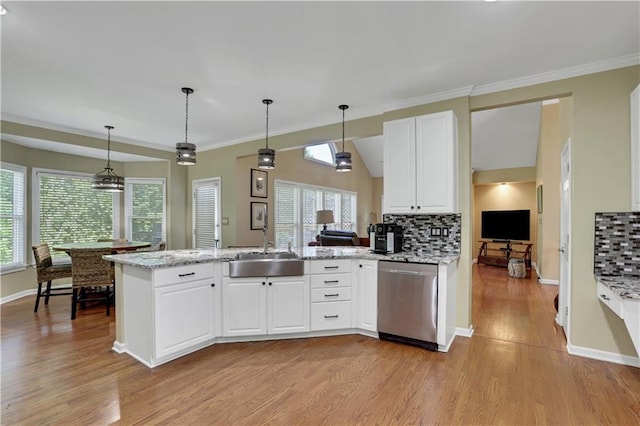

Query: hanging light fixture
[335,104,352,172]
[176,87,196,165]
[92,125,124,192]
[258,99,275,169]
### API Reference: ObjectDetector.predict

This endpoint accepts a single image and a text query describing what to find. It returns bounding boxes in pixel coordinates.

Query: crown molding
[470,53,640,96]
[387,85,475,112]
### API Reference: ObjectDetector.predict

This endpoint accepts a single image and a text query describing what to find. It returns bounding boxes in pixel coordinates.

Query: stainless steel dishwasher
[377,261,438,351]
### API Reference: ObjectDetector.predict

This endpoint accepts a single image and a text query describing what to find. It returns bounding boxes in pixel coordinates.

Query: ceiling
[1,1,639,169]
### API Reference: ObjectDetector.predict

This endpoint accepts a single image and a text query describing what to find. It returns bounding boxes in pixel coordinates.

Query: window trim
[124,177,167,243]
[274,178,357,248]
[303,142,338,167]
[32,167,120,259]
[0,162,27,273]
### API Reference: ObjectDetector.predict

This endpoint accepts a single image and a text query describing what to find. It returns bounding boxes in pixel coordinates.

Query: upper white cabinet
[631,84,640,211]
[383,111,458,214]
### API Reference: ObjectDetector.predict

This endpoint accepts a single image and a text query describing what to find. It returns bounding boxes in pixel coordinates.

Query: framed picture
[251,168,268,198]
[251,202,267,230]
[537,184,543,214]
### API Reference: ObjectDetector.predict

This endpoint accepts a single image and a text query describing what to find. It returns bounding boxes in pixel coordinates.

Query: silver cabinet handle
[600,294,610,301]
[324,314,339,319]
[324,293,340,297]
[178,272,195,277]
[389,269,421,275]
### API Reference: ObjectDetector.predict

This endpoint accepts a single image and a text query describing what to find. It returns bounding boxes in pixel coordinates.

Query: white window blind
[193,178,221,249]
[0,163,26,272]
[125,178,166,244]
[275,182,300,248]
[34,169,118,259]
[274,179,357,249]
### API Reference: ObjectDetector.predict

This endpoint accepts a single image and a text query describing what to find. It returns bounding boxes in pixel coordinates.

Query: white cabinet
[222,275,310,337]
[383,111,457,214]
[355,260,378,332]
[121,262,220,367]
[310,259,353,331]
[631,84,640,211]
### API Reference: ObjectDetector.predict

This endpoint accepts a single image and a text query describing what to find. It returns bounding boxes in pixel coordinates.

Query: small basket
[508,258,527,278]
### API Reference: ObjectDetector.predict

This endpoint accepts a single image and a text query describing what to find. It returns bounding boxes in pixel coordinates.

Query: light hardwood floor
[1,265,639,425]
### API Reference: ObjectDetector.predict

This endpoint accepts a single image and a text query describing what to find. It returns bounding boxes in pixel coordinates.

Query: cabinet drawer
[311,301,352,331]
[596,282,624,319]
[311,287,352,302]
[310,273,351,288]
[309,259,352,274]
[153,263,215,287]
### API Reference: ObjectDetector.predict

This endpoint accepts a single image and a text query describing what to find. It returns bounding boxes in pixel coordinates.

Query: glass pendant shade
[176,87,196,166]
[258,99,275,169]
[258,147,275,169]
[93,125,124,192]
[335,104,352,172]
[176,142,196,165]
[335,151,352,172]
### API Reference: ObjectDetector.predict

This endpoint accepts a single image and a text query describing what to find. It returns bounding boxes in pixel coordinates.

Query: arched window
[303,143,336,166]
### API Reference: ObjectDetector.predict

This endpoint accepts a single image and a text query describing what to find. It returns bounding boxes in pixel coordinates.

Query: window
[193,178,221,249]
[1,163,26,272]
[33,169,119,260]
[125,178,166,244]
[303,143,336,166]
[275,179,357,248]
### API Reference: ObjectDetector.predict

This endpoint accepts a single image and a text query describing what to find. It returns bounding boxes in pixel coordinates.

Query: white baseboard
[567,342,640,368]
[1,284,70,305]
[455,325,474,338]
[539,278,560,285]
[112,341,126,354]
[472,258,478,264]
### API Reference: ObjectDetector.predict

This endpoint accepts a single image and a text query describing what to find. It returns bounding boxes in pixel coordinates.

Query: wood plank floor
[2,265,639,425]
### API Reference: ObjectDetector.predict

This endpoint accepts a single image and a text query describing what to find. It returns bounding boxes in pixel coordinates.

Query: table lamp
[316,210,335,233]
[366,212,378,234]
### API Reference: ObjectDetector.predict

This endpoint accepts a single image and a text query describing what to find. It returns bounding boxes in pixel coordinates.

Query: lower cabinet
[355,260,378,332]
[222,275,310,337]
[310,259,353,331]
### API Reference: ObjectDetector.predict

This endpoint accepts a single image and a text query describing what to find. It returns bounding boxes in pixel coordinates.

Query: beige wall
[473,167,536,185]
[371,177,383,224]
[473,182,538,261]
[535,102,562,282]
[234,141,374,247]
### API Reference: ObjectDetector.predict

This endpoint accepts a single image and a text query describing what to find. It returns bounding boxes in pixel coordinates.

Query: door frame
[558,138,572,341]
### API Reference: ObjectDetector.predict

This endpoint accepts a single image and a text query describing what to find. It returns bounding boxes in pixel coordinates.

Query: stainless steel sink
[229,252,304,277]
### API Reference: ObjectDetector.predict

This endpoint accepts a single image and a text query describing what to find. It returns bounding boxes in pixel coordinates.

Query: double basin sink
[229,252,304,278]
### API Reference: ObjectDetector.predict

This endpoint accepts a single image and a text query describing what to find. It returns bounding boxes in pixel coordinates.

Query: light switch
[442,228,449,237]
[222,217,229,225]
[430,227,441,236]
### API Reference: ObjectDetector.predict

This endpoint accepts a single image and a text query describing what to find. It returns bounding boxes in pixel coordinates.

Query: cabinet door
[154,279,214,359]
[356,260,378,332]
[383,117,417,213]
[222,277,267,337]
[267,276,310,334]
[631,84,640,211]
[415,111,457,213]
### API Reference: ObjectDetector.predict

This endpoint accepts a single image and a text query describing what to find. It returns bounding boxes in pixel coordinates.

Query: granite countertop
[595,275,640,300]
[104,246,460,270]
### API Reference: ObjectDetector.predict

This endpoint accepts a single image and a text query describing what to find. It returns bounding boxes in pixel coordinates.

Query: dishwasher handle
[387,269,422,276]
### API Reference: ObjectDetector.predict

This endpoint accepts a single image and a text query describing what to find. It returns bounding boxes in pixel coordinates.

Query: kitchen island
[106,247,459,367]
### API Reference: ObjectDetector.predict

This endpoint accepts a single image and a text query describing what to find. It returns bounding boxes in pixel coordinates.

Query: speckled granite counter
[595,275,640,300]
[104,246,459,269]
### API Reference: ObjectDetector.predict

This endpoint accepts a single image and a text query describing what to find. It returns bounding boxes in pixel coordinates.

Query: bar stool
[32,243,73,312]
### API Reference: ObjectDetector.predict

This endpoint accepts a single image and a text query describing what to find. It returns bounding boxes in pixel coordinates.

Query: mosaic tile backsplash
[594,212,640,278]
[383,213,461,255]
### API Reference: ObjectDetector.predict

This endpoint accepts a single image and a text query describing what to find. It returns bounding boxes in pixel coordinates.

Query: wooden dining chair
[69,248,114,320]
[32,243,73,313]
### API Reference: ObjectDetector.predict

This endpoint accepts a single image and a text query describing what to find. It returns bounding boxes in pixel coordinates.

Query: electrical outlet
[430,227,441,236]
[442,227,449,237]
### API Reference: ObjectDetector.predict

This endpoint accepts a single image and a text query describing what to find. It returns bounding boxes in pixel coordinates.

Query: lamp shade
[176,142,196,165]
[366,212,378,224]
[316,210,334,225]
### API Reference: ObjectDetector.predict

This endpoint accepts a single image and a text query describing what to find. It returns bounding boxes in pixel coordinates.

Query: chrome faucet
[262,204,269,253]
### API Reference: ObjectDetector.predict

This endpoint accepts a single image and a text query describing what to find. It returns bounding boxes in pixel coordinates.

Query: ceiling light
[0,5,7,15]
[335,104,352,172]
[258,99,275,169]
[93,125,124,192]
[176,87,196,165]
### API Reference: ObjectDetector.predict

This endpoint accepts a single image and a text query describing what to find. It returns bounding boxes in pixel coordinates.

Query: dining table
[52,241,151,253]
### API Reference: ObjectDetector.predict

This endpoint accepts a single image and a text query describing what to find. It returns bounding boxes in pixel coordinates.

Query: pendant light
[258,99,275,169]
[92,125,124,192]
[335,104,352,172]
[176,87,196,165]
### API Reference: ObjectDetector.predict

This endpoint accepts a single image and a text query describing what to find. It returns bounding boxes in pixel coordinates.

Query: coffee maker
[373,223,403,254]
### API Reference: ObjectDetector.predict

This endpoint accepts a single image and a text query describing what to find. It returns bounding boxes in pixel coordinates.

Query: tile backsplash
[383,213,461,255]
[594,212,640,278]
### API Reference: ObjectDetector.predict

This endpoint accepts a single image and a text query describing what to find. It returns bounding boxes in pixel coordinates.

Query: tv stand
[477,240,532,270]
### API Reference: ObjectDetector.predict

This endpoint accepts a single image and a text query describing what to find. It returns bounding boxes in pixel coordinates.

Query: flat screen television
[481,209,530,241]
